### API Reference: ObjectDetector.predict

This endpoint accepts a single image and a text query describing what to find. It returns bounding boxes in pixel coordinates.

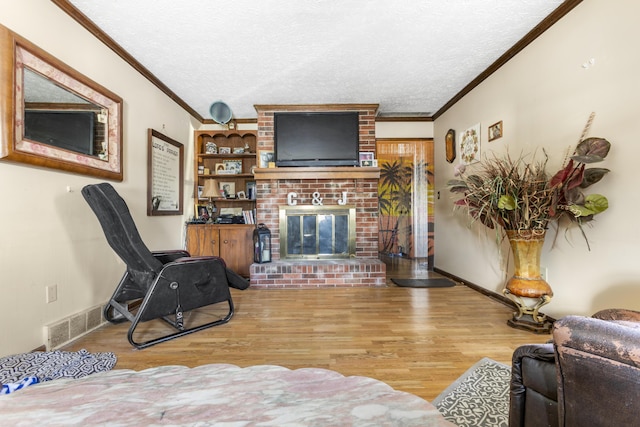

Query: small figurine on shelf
[244,141,251,153]
[205,141,217,154]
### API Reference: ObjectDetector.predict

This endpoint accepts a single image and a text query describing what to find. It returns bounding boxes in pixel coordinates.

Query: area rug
[433,357,511,427]
[391,278,456,288]
[0,349,116,395]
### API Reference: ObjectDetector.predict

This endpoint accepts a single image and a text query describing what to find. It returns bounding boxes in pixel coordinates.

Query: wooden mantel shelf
[253,167,380,180]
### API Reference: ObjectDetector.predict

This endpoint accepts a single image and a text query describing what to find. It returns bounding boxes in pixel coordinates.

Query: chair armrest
[510,344,556,427]
[554,315,640,367]
[554,316,640,426]
[152,250,191,264]
[591,308,640,323]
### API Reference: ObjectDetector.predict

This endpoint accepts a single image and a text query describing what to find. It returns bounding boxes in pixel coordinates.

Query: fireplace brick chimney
[250,104,385,288]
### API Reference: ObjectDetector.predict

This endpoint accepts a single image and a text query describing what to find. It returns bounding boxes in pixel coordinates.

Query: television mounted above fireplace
[274,112,360,167]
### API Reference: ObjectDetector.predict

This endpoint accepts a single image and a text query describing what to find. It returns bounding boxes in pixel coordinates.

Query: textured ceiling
[66,0,565,120]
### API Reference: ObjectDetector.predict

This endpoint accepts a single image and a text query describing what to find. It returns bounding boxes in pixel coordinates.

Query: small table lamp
[201,179,222,221]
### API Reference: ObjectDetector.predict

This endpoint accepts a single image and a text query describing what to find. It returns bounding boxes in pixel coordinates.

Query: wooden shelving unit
[187,130,258,276]
[192,130,257,221]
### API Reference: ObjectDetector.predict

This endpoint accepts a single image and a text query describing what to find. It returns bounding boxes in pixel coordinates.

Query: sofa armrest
[510,343,557,427]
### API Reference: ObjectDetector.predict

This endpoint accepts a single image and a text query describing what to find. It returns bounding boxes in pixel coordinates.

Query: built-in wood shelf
[253,167,380,180]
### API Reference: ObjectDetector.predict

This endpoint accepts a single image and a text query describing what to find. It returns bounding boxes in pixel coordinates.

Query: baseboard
[432,267,556,323]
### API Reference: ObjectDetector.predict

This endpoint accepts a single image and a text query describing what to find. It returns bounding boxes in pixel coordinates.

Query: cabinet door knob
[223,240,229,244]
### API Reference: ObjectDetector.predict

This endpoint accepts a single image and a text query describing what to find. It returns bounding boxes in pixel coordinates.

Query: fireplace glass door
[280,206,355,259]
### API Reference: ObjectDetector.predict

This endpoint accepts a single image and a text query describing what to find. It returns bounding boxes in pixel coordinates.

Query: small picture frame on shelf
[223,159,242,174]
[219,147,231,154]
[219,182,236,198]
[359,152,374,162]
[197,185,204,199]
[232,147,245,154]
[236,191,246,200]
[258,150,274,168]
[215,163,225,174]
[197,205,209,221]
[360,159,373,167]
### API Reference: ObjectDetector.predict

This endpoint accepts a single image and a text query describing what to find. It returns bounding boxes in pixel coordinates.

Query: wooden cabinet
[193,130,257,223]
[186,224,254,277]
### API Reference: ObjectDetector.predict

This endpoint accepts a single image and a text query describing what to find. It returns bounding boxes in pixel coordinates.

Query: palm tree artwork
[377,140,434,259]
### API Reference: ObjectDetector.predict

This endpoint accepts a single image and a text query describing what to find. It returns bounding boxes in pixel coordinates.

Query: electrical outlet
[540,267,548,282]
[46,285,58,303]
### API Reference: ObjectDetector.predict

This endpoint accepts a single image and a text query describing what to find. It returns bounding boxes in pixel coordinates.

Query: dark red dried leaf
[575,137,611,159]
[549,160,574,188]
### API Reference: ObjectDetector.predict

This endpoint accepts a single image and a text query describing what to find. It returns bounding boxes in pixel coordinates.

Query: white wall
[434,0,640,318]
[0,0,197,356]
[376,121,433,139]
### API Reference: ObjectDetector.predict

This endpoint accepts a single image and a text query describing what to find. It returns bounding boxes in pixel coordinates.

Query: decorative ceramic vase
[503,229,553,333]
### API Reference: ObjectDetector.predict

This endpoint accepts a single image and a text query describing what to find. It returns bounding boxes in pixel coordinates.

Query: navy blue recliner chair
[82,182,248,349]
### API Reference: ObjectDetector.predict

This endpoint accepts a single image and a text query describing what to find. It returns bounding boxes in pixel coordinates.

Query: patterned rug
[0,349,116,394]
[433,357,511,427]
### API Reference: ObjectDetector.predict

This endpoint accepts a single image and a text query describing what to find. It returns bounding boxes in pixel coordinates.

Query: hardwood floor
[61,257,550,401]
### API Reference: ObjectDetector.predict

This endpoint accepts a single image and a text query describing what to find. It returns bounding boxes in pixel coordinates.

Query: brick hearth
[250,104,386,288]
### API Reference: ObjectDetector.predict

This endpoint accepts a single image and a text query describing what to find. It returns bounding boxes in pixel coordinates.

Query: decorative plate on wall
[445,129,456,163]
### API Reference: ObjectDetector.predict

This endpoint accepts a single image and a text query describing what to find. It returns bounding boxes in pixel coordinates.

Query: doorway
[376,138,434,266]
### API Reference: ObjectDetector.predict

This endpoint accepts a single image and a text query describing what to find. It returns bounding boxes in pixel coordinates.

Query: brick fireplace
[249,104,386,288]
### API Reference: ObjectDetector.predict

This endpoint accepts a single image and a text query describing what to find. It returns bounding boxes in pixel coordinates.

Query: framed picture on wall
[459,123,480,165]
[488,121,503,141]
[147,129,184,216]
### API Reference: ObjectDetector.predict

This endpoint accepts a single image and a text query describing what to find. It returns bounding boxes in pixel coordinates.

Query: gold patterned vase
[503,229,553,333]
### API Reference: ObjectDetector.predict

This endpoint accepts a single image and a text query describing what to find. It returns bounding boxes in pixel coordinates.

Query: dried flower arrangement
[448,117,611,248]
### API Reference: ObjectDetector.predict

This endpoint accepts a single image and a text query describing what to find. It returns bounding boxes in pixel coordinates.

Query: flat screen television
[24,110,95,155]
[274,112,360,167]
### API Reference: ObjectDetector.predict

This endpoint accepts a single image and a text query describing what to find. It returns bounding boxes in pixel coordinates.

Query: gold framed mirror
[0,24,123,181]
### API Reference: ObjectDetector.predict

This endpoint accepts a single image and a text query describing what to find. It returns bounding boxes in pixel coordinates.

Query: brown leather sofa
[509,309,640,427]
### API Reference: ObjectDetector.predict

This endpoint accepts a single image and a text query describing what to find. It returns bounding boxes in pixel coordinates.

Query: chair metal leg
[127,298,234,350]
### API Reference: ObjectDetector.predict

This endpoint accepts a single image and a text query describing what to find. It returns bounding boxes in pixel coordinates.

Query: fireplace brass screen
[279,205,356,259]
